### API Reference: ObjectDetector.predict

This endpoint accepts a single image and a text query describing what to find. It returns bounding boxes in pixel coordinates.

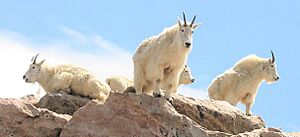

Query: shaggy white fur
[132,13,198,102]
[208,53,280,115]
[23,54,110,101]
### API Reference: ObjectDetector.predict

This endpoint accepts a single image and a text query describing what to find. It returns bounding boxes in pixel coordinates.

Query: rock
[234,128,291,137]
[20,94,39,104]
[2,91,296,137]
[286,132,300,137]
[60,92,231,137]
[35,91,92,115]
[172,94,265,134]
[0,98,70,137]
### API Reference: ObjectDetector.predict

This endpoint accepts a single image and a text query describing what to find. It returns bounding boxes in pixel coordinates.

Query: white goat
[208,51,280,115]
[106,65,195,93]
[133,12,199,102]
[106,75,133,93]
[23,54,111,101]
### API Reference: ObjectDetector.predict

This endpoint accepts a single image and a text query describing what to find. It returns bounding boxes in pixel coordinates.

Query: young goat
[106,65,195,93]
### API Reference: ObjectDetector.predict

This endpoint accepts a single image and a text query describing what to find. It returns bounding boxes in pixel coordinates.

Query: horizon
[0,1,299,132]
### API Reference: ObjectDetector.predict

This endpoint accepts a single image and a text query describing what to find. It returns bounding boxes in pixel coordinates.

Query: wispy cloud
[0,27,133,98]
[60,26,89,43]
[94,36,130,56]
[60,26,130,56]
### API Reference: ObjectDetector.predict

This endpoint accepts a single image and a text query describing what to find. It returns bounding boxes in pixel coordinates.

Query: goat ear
[268,58,273,64]
[38,59,46,66]
[192,23,201,29]
[177,18,182,28]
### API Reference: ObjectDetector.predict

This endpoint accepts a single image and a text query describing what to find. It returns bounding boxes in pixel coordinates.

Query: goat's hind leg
[133,64,143,95]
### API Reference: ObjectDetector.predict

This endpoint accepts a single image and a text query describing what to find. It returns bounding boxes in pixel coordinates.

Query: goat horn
[270,50,275,63]
[33,53,39,64]
[190,15,196,27]
[182,12,187,26]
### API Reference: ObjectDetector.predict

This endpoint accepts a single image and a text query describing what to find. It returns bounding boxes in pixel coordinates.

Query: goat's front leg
[241,93,255,116]
[153,69,164,98]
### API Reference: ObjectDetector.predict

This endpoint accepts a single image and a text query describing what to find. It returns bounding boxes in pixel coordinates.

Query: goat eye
[181,29,184,32]
[185,70,188,72]
[271,65,274,67]
[32,66,35,69]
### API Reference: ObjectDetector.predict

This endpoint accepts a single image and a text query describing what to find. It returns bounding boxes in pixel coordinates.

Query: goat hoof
[165,97,173,104]
[246,112,253,116]
[135,92,142,96]
[153,93,162,98]
[68,89,75,95]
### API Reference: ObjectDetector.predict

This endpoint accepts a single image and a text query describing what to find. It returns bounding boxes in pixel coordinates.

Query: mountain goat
[106,65,195,93]
[106,76,133,93]
[23,54,111,101]
[208,51,280,116]
[133,12,199,102]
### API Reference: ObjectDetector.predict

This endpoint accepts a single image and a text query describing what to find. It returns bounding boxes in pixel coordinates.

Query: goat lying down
[23,54,111,101]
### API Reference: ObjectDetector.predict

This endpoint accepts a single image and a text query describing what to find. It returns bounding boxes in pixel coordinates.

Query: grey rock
[35,92,91,115]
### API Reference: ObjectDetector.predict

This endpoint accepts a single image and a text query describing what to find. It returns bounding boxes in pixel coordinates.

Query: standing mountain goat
[133,12,199,102]
[23,54,111,101]
[106,65,195,93]
[208,51,280,116]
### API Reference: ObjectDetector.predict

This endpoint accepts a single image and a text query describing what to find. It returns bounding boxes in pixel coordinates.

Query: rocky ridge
[0,91,297,137]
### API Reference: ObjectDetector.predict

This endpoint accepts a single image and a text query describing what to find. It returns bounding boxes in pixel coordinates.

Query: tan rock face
[234,128,289,137]
[0,92,296,137]
[0,98,70,137]
[20,94,39,104]
[286,132,300,137]
[60,92,231,137]
[172,94,265,134]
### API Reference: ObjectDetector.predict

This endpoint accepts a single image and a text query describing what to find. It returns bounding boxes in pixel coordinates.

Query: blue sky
[0,0,299,132]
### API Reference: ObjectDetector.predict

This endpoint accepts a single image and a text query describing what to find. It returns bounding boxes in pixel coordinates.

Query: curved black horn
[182,12,187,26]
[190,15,197,27]
[33,53,39,64]
[270,50,275,63]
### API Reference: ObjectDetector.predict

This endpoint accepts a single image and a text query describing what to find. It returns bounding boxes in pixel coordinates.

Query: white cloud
[178,86,208,99]
[0,27,133,98]
[0,27,205,100]
[0,36,41,98]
